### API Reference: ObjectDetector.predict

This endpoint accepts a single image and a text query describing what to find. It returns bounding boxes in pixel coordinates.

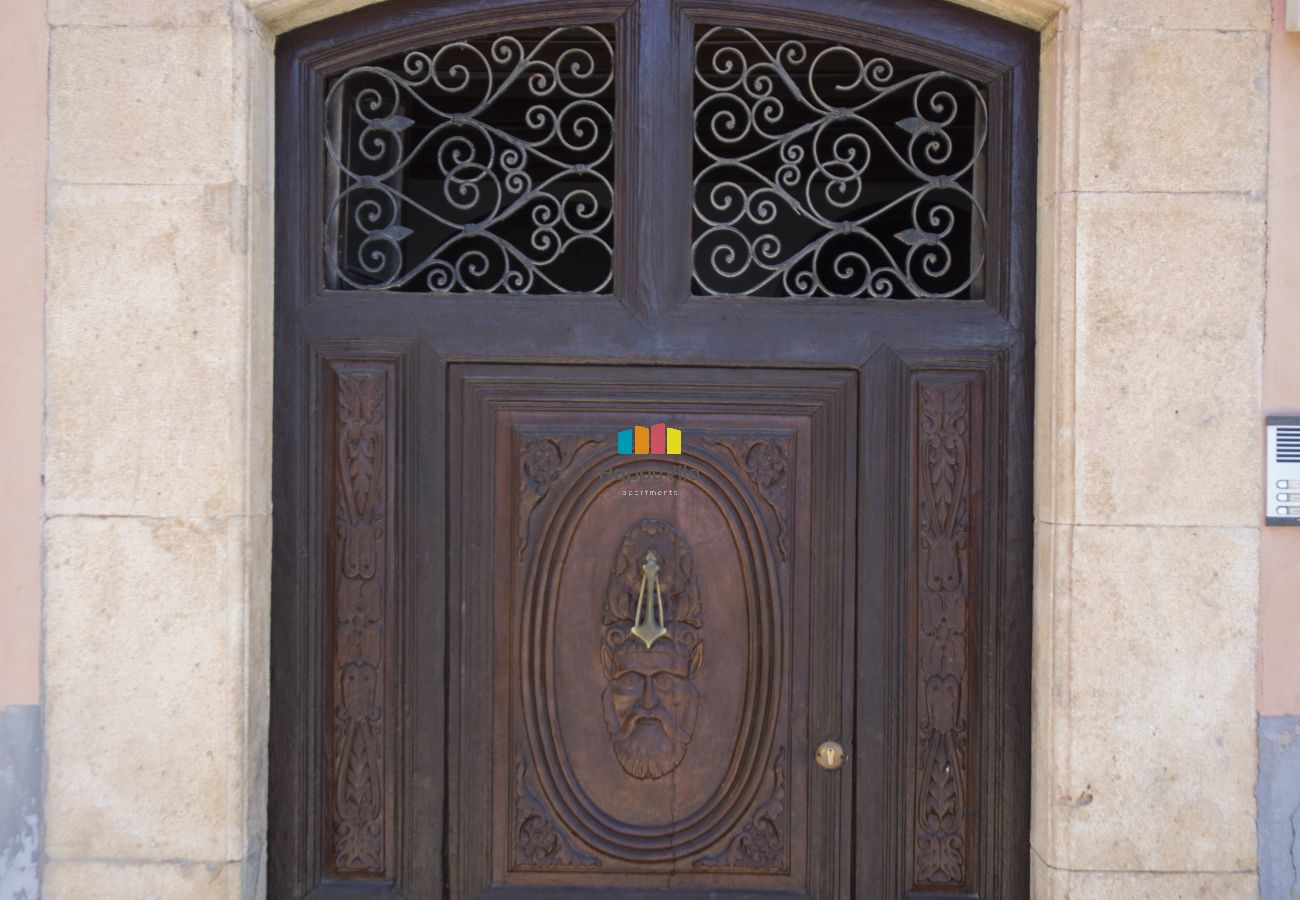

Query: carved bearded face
[601,630,703,780]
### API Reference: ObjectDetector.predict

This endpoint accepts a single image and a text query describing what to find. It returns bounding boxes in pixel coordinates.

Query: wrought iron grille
[325,26,616,293]
[692,27,988,299]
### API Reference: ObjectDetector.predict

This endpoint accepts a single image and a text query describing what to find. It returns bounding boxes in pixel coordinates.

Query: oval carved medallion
[517,445,786,864]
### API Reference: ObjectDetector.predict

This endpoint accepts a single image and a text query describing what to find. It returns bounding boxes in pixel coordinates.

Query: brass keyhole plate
[815,740,845,771]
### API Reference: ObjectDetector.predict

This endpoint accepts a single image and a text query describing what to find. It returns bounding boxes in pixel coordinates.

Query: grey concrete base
[1260,715,1300,900]
[0,704,40,900]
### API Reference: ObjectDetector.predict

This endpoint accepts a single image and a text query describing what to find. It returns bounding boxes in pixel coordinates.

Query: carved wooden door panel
[448,368,855,896]
[270,1,1037,898]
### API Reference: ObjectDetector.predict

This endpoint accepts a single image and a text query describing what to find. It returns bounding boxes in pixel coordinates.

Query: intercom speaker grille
[1276,426,1300,463]
[1266,417,1300,525]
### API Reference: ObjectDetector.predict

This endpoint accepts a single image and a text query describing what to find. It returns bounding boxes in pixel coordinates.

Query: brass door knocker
[630,550,668,648]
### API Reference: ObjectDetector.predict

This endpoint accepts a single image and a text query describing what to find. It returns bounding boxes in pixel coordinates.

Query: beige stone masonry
[1076,30,1268,194]
[48,0,233,27]
[45,183,253,519]
[49,26,237,184]
[1073,192,1264,526]
[1030,520,1072,865]
[43,1,275,898]
[1032,0,1265,897]
[45,859,242,900]
[244,0,1070,34]
[1032,854,1260,899]
[1063,526,1257,870]
[44,516,254,861]
[1081,0,1271,31]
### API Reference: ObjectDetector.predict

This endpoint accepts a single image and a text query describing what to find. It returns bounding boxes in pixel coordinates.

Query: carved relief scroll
[912,378,975,887]
[705,437,792,560]
[329,366,392,877]
[694,747,787,870]
[514,755,600,868]
[517,434,602,560]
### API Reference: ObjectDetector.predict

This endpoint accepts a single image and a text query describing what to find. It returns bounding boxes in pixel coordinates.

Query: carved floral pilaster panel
[329,366,392,877]
[912,379,974,888]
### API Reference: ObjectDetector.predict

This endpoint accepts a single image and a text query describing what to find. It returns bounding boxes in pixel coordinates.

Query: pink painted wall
[1261,0,1300,716]
[0,0,46,709]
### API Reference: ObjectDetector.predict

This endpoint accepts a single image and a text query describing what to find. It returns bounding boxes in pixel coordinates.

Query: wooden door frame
[269,1,1037,896]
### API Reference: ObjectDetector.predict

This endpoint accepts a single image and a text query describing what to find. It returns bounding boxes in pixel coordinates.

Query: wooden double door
[269,1,1037,898]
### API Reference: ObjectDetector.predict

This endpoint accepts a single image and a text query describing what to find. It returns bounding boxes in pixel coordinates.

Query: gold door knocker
[630,550,668,649]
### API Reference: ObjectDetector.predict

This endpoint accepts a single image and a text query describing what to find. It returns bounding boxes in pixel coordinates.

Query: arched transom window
[324,22,988,300]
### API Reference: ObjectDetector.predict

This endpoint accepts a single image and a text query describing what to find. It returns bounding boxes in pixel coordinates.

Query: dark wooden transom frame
[269,0,1037,896]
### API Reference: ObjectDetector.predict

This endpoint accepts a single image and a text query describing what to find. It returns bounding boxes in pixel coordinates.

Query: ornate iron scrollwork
[325,26,615,293]
[693,26,988,299]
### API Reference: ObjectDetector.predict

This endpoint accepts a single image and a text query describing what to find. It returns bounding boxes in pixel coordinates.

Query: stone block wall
[40,1,274,896]
[1033,1,1271,895]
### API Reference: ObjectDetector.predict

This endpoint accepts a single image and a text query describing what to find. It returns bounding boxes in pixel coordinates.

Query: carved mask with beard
[601,630,703,780]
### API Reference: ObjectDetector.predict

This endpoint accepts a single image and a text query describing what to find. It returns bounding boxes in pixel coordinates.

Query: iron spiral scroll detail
[325,26,615,293]
[693,27,988,299]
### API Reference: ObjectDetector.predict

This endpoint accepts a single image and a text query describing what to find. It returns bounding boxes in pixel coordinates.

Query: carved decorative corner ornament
[694,747,787,870]
[517,433,602,559]
[706,436,793,559]
[514,755,600,868]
